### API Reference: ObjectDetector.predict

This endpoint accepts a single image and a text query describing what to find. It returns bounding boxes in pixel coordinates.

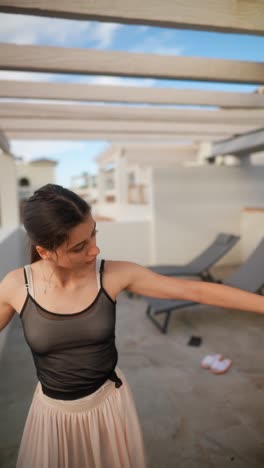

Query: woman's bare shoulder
[104,260,142,273]
[104,260,139,275]
[0,267,26,300]
[2,267,25,286]
[104,260,148,291]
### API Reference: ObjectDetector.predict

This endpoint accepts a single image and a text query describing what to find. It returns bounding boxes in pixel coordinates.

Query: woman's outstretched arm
[116,261,264,315]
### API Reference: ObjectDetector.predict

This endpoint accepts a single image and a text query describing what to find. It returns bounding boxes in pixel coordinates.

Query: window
[19,177,30,187]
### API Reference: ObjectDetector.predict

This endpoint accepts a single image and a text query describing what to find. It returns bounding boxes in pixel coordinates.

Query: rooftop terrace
[1,264,264,468]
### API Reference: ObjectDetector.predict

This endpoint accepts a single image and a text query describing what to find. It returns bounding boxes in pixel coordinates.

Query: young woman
[0,183,264,468]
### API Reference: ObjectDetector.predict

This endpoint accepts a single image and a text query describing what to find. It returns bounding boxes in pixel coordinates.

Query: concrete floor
[1,265,264,468]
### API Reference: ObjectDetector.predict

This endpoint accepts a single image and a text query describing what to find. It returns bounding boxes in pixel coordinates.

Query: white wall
[96,221,151,264]
[0,227,28,281]
[124,143,196,166]
[16,161,55,187]
[0,152,19,228]
[240,208,264,260]
[151,165,264,266]
[0,226,28,357]
[94,202,152,222]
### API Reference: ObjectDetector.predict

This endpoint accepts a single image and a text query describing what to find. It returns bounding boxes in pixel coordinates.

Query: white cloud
[0,13,121,48]
[0,71,59,82]
[132,34,184,56]
[0,97,87,104]
[79,76,156,87]
[0,71,156,94]
[90,23,121,48]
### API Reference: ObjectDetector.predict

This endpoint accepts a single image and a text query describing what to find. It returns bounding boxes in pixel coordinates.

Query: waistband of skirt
[34,368,122,413]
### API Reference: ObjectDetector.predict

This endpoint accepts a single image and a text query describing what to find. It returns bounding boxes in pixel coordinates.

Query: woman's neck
[36,259,96,289]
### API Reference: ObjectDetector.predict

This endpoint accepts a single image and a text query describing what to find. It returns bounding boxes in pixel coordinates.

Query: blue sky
[0,13,264,186]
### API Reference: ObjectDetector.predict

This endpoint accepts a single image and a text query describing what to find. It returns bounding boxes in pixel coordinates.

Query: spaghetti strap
[24,265,35,298]
[99,259,105,289]
[23,267,29,292]
[95,258,101,291]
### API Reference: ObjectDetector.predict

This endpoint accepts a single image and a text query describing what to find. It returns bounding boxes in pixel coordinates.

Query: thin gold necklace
[41,262,55,294]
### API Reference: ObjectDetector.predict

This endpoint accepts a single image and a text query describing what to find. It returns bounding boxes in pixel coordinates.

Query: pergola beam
[1,44,264,85]
[5,131,230,142]
[209,128,264,157]
[1,102,264,124]
[1,118,259,135]
[0,128,10,153]
[1,102,264,126]
[1,81,264,109]
[0,0,263,36]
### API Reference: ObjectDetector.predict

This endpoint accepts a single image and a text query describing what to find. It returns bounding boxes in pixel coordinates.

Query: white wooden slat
[210,129,264,157]
[1,81,264,108]
[1,44,263,85]
[5,130,230,141]
[1,103,264,126]
[0,0,263,35]
[1,118,258,134]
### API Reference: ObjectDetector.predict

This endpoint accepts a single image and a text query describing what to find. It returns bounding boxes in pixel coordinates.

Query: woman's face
[42,216,100,269]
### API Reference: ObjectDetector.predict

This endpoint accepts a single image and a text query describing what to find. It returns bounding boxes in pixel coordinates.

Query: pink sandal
[200,354,223,369]
[210,358,233,375]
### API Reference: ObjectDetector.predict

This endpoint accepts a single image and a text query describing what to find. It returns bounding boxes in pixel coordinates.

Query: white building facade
[94,142,198,221]
[0,130,19,229]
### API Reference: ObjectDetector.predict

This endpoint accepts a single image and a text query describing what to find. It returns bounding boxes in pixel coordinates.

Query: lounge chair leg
[201,271,215,282]
[146,305,151,317]
[146,307,171,334]
[162,310,172,334]
[257,285,264,295]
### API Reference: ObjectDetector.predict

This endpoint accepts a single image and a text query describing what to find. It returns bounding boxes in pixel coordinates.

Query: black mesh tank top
[19,258,122,400]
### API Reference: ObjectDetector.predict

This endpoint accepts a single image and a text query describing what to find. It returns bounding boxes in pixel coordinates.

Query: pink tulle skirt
[16,368,147,468]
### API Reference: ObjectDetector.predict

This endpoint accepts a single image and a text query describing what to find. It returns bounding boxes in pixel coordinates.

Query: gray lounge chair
[150,233,240,281]
[144,237,264,334]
